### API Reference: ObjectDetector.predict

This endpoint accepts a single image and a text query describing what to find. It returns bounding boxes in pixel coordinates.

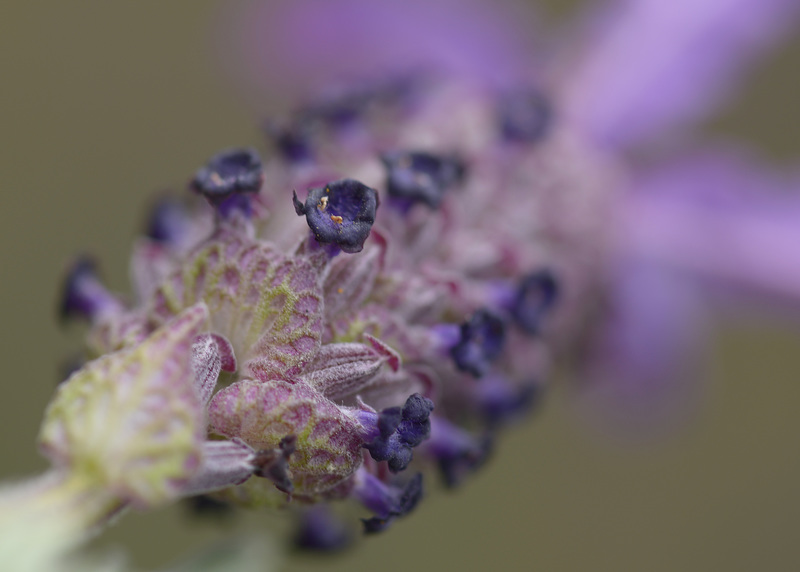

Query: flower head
[41,0,800,560]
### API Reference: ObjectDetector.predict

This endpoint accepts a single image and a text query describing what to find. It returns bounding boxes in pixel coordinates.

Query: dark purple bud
[498,89,552,143]
[302,75,423,130]
[427,417,493,488]
[264,118,314,164]
[293,506,353,553]
[253,435,296,495]
[381,150,465,209]
[397,394,435,447]
[59,256,121,322]
[191,148,263,216]
[449,309,506,377]
[361,394,434,473]
[476,377,541,428]
[144,195,189,245]
[356,472,424,534]
[303,89,366,128]
[293,179,378,254]
[512,270,559,335]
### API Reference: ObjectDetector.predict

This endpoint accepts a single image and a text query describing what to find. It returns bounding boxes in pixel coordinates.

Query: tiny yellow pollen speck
[318,196,328,211]
[330,215,343,224]
[337,287,344,294]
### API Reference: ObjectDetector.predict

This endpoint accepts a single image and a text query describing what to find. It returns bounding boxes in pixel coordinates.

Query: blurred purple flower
[561,0,800,149]
[220,0,541,101]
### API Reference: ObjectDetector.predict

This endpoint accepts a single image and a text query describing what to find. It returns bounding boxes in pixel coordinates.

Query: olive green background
[0,2,798,571]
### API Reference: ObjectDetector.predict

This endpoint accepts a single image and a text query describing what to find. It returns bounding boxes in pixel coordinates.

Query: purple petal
[622,148,800,304]
[576,261,709,438]
[219,0,539,100]
[563,0,800,148]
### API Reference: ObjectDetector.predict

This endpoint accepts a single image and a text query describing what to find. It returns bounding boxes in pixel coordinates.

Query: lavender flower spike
[11,0,800,567]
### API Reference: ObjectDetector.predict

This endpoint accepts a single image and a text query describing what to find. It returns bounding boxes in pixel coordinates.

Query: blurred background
[0,1,798,571]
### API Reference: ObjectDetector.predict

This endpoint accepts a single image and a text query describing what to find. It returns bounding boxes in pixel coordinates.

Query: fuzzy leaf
[322,231,386,320]
[151,229,324,380]
[39,304,209,507]
[209,379,363,496]
[301,342,388,401]
[192,333,236,406]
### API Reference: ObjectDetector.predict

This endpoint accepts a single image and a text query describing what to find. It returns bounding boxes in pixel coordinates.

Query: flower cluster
[55,70,618,545]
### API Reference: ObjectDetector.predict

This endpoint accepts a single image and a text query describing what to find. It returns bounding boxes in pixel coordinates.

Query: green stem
[0,469,126,571]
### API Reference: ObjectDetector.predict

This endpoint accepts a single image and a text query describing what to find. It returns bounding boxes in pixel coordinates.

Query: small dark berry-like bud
[476,377,540,428]
[361,393,434,473]
[303,88,367,128]
[427,417,493,488]
[191,148,263,216]
[396,394,435,447]
[357,472,424,534]
[449,309,506,377]
[293,507,353,552]
[59,256,121,322]
[512,270,559,335]
[381,150,465,208]
[293,179,378,254]
[145,195,189,245]
[498,89,552,143]
[264,118,314,164]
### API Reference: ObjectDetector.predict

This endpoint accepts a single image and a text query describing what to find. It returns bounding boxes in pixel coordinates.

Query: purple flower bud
[449,309,506,377]
[498,89,552,143]
[144,195,190,245]
[301,76,418,129]
[360,393,434,473]
[59,256,122,322]
[191,148,264,216]
[476,377,540,428]
[303,88,367,129]
[381,150,465,209]
[354,471,424,533]
[293,179,378,254]
[426,417,492,488]
[511,270,559,335]
[263,118,314,164]
[293,506,353,552]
